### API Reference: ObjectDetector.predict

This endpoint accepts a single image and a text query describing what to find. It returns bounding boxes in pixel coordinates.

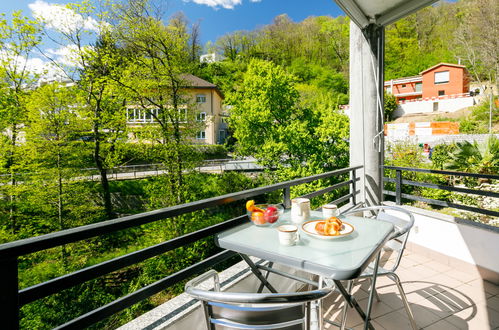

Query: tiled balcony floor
[322,250,499,329]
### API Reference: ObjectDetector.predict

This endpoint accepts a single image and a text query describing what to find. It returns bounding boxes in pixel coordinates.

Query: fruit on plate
[315,217,343,236]
[251,211,266,225]
[264,206,279,223]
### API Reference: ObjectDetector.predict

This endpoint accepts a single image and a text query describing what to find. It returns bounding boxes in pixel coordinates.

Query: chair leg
[306,301,311,330]
[367,277,381,302]
[389,273,417,330]
[340,280,353,330]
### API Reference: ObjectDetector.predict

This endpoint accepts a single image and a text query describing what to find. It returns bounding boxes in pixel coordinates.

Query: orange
[251,211,266,225]
[246,200,256,212]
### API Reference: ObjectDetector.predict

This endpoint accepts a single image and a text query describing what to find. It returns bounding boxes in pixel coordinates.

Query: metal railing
[0,160,259,183]
[383,166,499,218]
[0,165,361,329]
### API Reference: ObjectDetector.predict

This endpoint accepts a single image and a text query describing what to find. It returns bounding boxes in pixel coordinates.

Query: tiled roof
[384,75,422,85]
[181,74,217,88]
[420,63,467,74]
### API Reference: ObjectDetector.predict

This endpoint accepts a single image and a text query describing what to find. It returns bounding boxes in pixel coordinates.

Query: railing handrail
[383,165,499,180]
[0,165,361,259]
[383,165,499,219]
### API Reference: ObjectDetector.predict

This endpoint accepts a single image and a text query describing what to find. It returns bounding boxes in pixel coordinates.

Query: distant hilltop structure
[200,53,225,64]
[384,63,471,102]
[384,63,479,118]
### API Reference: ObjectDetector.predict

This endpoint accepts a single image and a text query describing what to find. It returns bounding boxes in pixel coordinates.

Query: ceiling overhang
[332,0,439,28]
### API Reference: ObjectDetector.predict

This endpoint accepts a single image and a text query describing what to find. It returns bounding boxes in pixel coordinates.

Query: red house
[420,63,470,98]
[385,63,471,102]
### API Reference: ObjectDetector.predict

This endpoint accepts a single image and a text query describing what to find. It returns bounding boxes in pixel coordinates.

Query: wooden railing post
[395,169,402,205]
[283,187,291,208]
[0,257,19,329]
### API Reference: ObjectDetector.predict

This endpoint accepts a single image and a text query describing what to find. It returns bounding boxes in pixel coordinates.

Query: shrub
[431,143,457,170]
[384,91,398,121]
[194,145,228,160]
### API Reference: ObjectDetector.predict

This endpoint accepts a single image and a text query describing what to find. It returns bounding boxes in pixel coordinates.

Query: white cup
[278,225,299,246]
[291,198,311,223]
[322,204,339,218]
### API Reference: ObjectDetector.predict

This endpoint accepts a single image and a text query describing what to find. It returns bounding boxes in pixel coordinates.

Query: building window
[127,108,158,123]
[219,130,227,143]
[434,71,449,84]
[144,109,153,122]
[438,90,445,96]
[415,82,422,92]
[196,112,206,122]
[179,108,187,123]
[196,131,206,139]
[196,94,206,103]
[401,84,406,88]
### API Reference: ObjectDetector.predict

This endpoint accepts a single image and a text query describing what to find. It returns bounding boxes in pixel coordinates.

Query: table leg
[257,262,274,293]
[239,254,278,293]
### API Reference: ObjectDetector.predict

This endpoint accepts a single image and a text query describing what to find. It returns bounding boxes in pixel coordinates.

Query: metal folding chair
[340,205,417,330]
[185,269,333,330]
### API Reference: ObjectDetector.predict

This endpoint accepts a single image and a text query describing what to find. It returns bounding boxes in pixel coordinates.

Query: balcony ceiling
[332,0,439,28]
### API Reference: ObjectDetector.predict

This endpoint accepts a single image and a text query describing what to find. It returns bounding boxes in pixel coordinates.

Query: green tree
[228,59,350,187]
[384,91,398,121]
[24,83,99,233]
[444,136,499,174]
[111,0,203,206]
[0,11,41,233]
[38,3,129,219]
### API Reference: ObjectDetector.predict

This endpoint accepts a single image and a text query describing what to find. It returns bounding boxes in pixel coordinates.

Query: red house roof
[420,63,467,75]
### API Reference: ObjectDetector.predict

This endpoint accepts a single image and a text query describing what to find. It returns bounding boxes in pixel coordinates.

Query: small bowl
[247,204,284,226]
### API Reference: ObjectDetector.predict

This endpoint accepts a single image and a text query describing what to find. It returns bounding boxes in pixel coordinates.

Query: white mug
[278,225,299,246]
[322,204,339,218]
[291,198,311,223]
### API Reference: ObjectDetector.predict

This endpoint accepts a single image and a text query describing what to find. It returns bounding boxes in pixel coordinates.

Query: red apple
[264,206,279,223]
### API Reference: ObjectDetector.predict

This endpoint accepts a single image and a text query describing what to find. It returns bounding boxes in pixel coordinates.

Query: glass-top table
[216,211,394,280]
[216,210,395,330]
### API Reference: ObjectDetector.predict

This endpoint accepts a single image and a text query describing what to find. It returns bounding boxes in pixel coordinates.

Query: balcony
[121,243,499,329]
[1,165,498,329]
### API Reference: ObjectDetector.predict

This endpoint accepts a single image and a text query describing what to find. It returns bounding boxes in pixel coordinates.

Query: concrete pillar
[349,21,385,206]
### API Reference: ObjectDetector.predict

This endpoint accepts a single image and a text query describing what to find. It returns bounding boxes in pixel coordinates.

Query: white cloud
[189,0,243,10]
[28,0,100,34]
[46,45,82,67]
[0,49,67,82]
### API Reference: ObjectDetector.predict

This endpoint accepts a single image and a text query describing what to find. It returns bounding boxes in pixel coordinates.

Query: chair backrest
[185,270,332,330]
[342,205,415,272]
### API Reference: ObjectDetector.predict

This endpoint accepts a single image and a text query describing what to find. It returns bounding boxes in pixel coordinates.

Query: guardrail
[383,166,499,218]
[0,159,259,183]
[0,165,361,329]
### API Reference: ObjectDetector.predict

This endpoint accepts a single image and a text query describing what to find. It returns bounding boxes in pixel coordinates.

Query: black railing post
[395,169,402,205]
[351,169,357,206]
[283,187,291,208]
[0,257,19,329]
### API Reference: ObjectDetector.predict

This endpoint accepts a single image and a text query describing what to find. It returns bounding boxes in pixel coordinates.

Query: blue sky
[0,0,344,44]
[0,0,344,80]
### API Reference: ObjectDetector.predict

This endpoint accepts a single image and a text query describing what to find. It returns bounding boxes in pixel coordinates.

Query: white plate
[301,220,354,240]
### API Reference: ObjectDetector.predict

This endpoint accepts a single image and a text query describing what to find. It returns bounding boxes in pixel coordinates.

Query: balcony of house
[1,165,498,330]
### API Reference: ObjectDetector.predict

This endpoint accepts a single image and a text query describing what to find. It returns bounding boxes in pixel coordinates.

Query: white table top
[216,211,394,280]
